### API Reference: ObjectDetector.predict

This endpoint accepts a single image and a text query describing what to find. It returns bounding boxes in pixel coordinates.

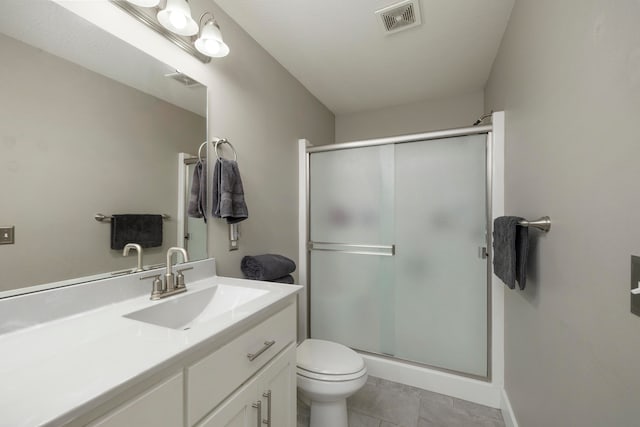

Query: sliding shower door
[309,134,489,378]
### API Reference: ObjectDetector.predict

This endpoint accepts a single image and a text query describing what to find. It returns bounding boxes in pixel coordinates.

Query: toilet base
[310,399,348,427]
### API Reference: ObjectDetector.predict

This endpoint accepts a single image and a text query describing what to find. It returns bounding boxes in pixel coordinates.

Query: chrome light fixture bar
[110,0,230,63]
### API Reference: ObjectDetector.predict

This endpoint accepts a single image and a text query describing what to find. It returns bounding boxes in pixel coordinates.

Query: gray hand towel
[241,254,296,281]
[212,158,248,224]
[187,160,207,222]
[493,216,529,290]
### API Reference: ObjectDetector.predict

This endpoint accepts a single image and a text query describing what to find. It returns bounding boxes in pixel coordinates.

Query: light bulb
[169,11,187,29]
[203,39,221,55]
[195,19,229,57]
[157,0,198,36]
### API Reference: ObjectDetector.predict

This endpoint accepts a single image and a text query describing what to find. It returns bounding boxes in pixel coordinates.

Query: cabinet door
[197,379,261,427]
[258,345,296,427]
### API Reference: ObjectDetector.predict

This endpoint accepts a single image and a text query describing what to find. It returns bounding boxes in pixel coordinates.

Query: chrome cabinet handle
[252,401,262,427]
[262,390,271,426]
[247,340,276,362]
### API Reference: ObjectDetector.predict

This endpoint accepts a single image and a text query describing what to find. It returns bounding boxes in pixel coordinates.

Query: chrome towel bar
[518,216,551,232]
[94,213,170,223]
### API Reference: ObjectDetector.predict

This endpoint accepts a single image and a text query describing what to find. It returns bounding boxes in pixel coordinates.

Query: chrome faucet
[165,247,189,293]
[140,246,192,300]
[122,243,144,272]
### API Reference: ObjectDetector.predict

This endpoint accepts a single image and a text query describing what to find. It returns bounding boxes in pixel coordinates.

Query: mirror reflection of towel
[187,160,207,222]
[110,214,163,250]
[212,158,248,224]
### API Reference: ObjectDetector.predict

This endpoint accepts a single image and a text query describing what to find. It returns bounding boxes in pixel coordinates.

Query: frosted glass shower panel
[394,135,488,376]
[309,145,395,245]
[309,145,395,355]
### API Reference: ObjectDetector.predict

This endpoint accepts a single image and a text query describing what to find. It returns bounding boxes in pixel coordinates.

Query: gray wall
[484,1,640,425]
[0,33,205,292]
[204,4,335,279]
[335,91,484,142]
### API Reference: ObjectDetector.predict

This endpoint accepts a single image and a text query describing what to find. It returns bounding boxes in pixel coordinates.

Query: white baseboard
[501,389,519,427]
[361,353,503,408]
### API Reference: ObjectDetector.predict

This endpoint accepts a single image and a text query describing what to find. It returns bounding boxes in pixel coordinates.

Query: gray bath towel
[187,160,207,221]
[212,158,248,224]
[241,254,296,281]
[493,216,529,290]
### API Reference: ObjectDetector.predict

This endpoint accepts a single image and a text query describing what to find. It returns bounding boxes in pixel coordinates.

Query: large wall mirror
[0,0,208,295]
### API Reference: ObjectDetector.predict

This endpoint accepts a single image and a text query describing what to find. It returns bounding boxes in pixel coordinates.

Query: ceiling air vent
[164,70,203,88]
[375,0,422,35]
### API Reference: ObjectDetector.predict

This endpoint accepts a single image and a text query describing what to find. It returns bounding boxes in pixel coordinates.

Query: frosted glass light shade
[195,20,229,57]
[157,0,198,36]
[125,0,160,7]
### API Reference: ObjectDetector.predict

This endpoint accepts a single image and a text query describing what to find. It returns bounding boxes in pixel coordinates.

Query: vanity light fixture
[114,1,230,63]
[194,13,230,58]
[157,0,198,36]
[125,0,160,7]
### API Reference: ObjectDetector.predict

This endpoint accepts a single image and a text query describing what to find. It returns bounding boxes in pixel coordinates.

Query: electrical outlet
[0,226,15,245]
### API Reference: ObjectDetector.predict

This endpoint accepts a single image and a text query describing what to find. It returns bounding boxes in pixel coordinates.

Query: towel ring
[197,141,207,162]
[214,138,238,161]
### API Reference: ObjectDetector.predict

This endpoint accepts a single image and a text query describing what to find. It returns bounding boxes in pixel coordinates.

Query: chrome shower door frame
[305,125,494,382]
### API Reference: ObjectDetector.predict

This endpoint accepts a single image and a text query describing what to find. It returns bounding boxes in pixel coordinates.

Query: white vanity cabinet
[197,344,296,427]
[80,300,298,427]
[187,302,297,426]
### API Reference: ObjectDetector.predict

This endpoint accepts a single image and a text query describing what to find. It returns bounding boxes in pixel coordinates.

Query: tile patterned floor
[297,376,506,427]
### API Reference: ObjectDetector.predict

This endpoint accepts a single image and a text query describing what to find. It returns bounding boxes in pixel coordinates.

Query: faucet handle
[175,267,193,289]
[140,273,164,300]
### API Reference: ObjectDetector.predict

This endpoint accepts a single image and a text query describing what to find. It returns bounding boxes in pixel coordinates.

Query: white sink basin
[124,284,269,330]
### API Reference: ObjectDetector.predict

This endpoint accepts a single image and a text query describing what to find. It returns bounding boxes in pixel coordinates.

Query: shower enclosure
[306,127,492,379]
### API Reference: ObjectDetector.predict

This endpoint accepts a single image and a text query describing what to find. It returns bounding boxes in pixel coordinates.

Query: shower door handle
[308,241,395,256]
[479,247,488,259]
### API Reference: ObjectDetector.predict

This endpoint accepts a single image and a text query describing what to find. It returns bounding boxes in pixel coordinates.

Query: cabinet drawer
[187,303,296,425]
[88,373,183,427]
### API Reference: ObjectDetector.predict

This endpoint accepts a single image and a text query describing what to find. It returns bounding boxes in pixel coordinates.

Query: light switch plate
[0,226,15,245]
[631,255,640,317]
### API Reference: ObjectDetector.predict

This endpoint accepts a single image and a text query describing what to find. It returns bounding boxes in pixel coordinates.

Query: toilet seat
[296,339,366,382]
[297,365,367,382]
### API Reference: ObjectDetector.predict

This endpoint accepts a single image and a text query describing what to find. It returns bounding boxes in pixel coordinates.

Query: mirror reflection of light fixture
[157,0,198,36]
[114,0,230,63]
[195,13,230,58]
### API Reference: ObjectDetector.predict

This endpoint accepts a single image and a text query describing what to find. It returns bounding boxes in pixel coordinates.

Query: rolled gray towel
[272,275,295,284]
[241,254,296,281]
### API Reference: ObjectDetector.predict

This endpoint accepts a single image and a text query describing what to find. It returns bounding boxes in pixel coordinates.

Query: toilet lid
[297,339,365,375]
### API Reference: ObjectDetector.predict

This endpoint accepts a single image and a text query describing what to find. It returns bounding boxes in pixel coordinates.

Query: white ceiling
[215,0,514,115]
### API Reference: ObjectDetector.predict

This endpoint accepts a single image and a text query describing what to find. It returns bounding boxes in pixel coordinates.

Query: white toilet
[296,339,368,427]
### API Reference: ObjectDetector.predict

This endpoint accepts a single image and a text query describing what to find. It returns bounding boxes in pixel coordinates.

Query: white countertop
[0,266,301,427]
